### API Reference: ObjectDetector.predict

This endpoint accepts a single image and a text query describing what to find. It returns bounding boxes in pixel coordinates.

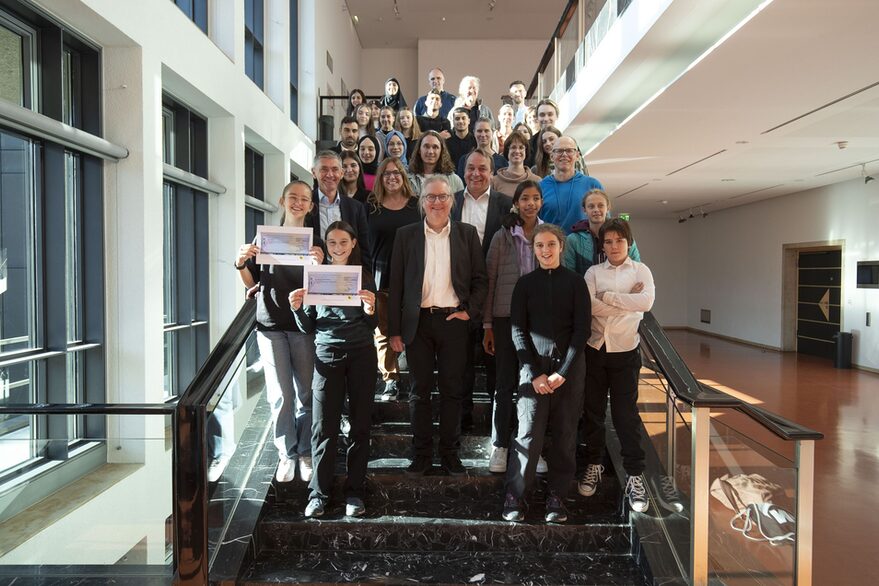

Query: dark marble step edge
[242,550,648,586]
[259,511,628,529]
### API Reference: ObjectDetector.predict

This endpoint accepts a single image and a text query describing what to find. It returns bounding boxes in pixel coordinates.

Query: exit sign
[618,213,630,221]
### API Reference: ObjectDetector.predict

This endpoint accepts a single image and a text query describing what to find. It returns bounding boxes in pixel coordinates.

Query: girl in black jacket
[289,221,377,519]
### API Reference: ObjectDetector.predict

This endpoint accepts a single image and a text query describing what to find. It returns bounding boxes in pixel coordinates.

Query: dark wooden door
[797,250,841,359]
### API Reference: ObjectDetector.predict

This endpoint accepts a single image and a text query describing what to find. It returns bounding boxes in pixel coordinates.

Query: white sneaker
[626,474,649,513]
[276,457,297,483]
[488,447,508,473]
[207,457,230,483]
[299,456,313,482]
[577,464,604,497]
[536,455,548,474]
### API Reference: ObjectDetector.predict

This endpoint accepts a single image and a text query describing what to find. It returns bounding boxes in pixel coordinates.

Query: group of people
[233,66,656,523]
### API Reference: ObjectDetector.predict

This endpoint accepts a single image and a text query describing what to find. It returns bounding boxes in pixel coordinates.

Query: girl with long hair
[531,125,562,178]
[407,130,464,195]
[340,151,369,204]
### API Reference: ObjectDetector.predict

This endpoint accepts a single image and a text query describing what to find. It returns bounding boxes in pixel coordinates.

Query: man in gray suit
[388,175,487,476]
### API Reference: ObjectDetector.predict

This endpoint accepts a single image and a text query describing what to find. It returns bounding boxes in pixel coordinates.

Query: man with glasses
[413,67,456,119]
[538,137,604,234]
[388,176,487,476]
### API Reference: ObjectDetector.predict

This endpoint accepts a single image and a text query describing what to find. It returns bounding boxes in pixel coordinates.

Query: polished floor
[667,330,878,586]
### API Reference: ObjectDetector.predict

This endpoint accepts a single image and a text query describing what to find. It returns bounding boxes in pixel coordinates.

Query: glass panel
[64,152,82,343]
[65,352,81,439]
[161,108,174,165]
[0,130,37,355]
[162,183,175,325]
[0,361,34,474]
[163,330,176,399]
[0,413,173,580]
[0,24,23,107]
[707,414,796,585]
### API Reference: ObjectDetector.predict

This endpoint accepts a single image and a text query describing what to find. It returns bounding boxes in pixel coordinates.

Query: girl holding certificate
[235,181,324,484]
[289,221,378,519]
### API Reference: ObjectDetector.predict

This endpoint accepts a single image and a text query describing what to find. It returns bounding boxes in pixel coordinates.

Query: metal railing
[638,312,822,585]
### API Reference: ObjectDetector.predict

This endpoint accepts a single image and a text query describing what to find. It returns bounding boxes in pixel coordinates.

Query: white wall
[630,217,688,327]
[685,179,879,369]
[360,48,418,104]
[418,39,545,115]
[313,0,363,129]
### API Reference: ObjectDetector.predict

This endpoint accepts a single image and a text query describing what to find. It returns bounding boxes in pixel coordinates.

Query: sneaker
[207,457,230,483]
[379,379,399,402]
[299,456,313,482]
[345,497,366,517]
[275,457,297,483]
[488,447,508,473]
[501,492,525,522]
[440,454,467,476]
[545,493,568,523]
[656,475,684,513]
[577,464,604,497]
[340,416,351,438]
[406,455,433,475]
[536,455,548,474]
[304,497,325,518]
[626,474,649,513]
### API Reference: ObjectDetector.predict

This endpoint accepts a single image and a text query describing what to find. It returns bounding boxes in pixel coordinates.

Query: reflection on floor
[666,329,879,586]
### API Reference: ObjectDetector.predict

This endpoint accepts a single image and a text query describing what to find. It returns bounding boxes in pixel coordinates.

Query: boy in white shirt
[579,218,655,512]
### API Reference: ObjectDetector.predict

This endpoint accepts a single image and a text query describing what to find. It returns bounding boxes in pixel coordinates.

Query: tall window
[244,146,265,239]
[289,0,298,123]
[162,96,209,398]
[171,0,208,33]
[1,4,104,477]
[245,0,264,89]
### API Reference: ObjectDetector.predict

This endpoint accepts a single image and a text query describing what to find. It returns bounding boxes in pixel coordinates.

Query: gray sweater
[483,227,535,326]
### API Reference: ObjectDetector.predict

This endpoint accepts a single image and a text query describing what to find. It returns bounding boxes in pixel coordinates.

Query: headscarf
[383,130,409,167]
[357,135,382,175]
[379,77,407,111]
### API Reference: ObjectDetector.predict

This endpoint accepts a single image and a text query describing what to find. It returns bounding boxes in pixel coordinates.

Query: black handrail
[174,299,257,585]
[638,311,823,441]
[526,0,579,98]
[0,403,173,415]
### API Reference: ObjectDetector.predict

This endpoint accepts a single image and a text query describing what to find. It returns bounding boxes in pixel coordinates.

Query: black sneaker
[545,493,568,523]
[440,454,467,476]
[406,456,433,475]
[460,412,474,433]
[304,497,325,518]
[502,492,525,522]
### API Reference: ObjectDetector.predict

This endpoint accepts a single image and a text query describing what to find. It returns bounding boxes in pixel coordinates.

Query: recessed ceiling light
[659,200,669,204]
[735,140,749,144]
[352,15,359,23]
[442,16,446,21]
[721,178,735,182]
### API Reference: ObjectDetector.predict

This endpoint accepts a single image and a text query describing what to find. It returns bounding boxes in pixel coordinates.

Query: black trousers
[583,345,645,475]
[462,323,496,418]
[407,311,469,457]
[309,344,377,501]
[505,357,585,499]
[491,317,518,448]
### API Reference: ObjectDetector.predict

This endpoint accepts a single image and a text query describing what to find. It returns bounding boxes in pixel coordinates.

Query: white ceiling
[344,0,568,48]
[570,0,879,218]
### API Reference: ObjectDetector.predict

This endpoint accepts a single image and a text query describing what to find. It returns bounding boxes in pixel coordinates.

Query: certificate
[255,225,313,265]
[304,264,362,306]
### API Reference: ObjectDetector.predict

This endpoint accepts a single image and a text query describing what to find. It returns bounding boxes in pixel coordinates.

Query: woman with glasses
[367,158,421,401]
[408,131,464,196]
[234,181,324,484]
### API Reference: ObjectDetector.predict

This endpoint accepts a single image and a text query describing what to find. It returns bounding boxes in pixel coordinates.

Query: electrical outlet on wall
[700,309,711,324]
[867,312,872,327]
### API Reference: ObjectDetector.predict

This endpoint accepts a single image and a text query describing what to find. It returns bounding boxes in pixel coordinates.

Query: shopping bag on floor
[710,473,795,546]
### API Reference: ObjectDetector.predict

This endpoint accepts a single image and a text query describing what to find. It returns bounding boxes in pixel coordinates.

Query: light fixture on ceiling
[488,0,497,10]
[701,207,709,218]
[678,216,687,224]
[836,140,849,150]
[688,210,695,219]
[352,15,359,24]
[862,164,875,184]
[393,0,400,17]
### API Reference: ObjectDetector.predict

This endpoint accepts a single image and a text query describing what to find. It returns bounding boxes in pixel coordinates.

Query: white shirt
[421,220,460,308]
[461,187,490,243]
[514,103,528,125]
[584,257,655,352]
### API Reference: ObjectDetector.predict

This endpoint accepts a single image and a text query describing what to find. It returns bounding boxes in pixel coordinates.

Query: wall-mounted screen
[856,261,879,288]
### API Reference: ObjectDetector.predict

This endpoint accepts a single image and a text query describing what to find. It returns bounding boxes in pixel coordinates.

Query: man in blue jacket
[538,136,603,234]
[413,67,456,119]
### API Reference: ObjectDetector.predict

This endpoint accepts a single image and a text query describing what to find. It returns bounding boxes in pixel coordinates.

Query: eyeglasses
[552,148,577,156]
[424,194,451,203]
[383,171,402,178]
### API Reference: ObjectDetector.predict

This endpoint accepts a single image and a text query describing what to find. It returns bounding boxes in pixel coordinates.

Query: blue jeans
[257,329,315,459]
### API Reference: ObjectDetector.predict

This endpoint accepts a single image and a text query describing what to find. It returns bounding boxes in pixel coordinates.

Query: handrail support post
[795,440,815,586]
[691,406,710,585]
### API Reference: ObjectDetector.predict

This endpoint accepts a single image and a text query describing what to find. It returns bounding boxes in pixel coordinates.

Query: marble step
[242,550,648,585]
[365,432,494,461]
[370,397,493,424]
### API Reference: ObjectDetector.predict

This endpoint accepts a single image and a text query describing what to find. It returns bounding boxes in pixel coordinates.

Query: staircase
[239,384,650,585]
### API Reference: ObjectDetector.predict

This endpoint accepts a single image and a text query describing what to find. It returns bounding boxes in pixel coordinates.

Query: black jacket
[452,189,513,257]
[308,189,373,272]
[388,221,488,345]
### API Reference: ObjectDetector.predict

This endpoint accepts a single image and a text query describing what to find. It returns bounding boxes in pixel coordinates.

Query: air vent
[700,309,711,324]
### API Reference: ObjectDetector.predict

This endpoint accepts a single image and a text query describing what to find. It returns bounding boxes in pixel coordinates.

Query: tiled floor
[667,329,878,586]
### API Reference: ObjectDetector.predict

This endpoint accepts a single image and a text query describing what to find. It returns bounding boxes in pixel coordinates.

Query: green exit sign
[618,213,630,221]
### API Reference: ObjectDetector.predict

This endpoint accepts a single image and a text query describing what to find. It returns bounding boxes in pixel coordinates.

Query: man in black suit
[309,150,372,271]
[452,148,512,430]
[388,175,487,475]
[328,116,359,154]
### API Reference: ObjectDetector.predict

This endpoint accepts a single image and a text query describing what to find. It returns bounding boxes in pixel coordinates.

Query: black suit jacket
[452,189,513,257]
[308,189,373,272]
[388,221,488,345]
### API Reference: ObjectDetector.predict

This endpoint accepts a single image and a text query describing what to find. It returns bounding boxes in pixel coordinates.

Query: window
[0,5,104,478]
[289,0,298,123]
[162,95,209,398]
[244,146,265,240]
[171,0,208,34]
[245,0,264,89]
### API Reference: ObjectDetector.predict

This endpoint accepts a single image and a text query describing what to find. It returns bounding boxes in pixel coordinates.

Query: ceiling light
[352,15,359,23]
[688,211,695,219]
[721,178,735,182]
[735,140,749,144]
[678,216,687,224]
[442,16,446,21]
[862,164,874,184]
[659,200,668,204]
[836,141,849,150]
